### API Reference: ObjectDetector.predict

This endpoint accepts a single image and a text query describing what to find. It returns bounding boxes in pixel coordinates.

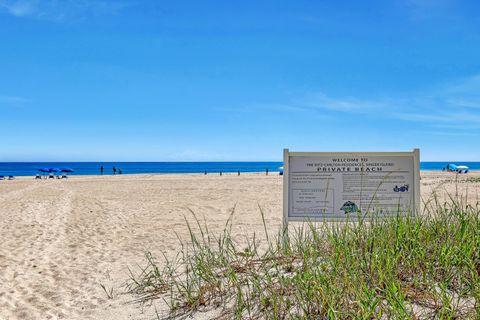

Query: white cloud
[294,92,389,113]
[0,95,30,104]
[0,0,130,21]
[393,110,480,124]
[0,0,35,16]
[444,74,480,93]
[251,74,480,131]
[445,98,480,109]
[411,130,479,137]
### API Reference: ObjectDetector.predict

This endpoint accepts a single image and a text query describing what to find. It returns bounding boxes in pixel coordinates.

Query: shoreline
[3,169,478,179]
[4,171,281,179]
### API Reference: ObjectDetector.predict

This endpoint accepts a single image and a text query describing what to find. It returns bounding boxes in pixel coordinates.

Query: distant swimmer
[100,165,104,175]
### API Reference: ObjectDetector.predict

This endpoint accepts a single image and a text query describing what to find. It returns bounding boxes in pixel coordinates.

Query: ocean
[0,162,479,177]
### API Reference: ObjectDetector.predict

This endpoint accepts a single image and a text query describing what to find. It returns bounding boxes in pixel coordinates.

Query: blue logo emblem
[393,184,409,192]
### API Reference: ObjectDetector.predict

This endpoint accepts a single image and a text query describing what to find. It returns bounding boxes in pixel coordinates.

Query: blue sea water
[0,162,283,176]
[0,162,479,177]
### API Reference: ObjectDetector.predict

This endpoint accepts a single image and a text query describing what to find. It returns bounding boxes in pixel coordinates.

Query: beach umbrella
[49,168,61,173]
[60,168,74,173]
[447,164,458,172]
[39,168,50,173]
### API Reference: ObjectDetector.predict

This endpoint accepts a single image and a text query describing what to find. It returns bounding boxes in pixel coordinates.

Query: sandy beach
[0,171,479,320]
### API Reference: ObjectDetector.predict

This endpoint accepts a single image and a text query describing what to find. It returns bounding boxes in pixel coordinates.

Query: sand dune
[0,171,479,319]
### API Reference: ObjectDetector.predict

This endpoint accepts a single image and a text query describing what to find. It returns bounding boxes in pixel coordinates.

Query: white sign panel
[283,149,420,225]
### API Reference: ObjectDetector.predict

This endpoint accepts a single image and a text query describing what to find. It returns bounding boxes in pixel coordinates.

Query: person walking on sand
[100,165,104,175]
[113,166,117,175]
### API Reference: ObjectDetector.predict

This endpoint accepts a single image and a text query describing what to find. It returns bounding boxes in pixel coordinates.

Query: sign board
[283,149,420,226]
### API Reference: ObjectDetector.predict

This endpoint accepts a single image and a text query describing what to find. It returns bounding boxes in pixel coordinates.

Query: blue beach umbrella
[39,168,51,173]
[447,164,458,171]
[60,168,74,173]
[49,168,61,173]
[446,164,458,172]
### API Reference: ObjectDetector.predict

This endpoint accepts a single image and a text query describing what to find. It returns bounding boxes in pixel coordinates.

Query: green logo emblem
[340,201,358,214]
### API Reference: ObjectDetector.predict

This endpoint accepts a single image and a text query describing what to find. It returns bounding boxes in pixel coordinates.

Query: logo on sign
[393,184,409,192]
[340,201,358,214]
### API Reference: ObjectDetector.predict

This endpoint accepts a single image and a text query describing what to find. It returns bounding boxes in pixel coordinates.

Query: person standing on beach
[113,166,117,175]
[100,165,104,175]
[266,168,269,175]
[238,170,240,176]
[119,168,122,175]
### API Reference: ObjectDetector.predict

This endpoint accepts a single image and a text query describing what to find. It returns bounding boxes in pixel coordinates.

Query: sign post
[283,149,420,230]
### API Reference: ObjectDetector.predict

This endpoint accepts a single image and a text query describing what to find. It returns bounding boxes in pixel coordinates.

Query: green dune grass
[127,193,480,319]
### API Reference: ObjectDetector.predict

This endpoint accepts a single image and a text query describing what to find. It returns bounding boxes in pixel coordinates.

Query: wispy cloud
[411,130,480,137]
[250,74,480,130]
[445,98,480,109]
[0,95,30,104]
[0,0,130,21]
[393,110,480,124]
[293,92,388,113]
[0,0,35,16]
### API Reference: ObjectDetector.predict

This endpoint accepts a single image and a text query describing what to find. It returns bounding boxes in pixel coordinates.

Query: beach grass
[466,177,480,183]
[128,194,480,319]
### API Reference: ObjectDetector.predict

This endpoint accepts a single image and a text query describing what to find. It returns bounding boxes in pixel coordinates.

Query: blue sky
[1,0,480,161]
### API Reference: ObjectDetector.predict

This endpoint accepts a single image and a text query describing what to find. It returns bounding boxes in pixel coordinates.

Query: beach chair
[8,176,14,180]
[48,173,55,179]
[35,174,42,179]
[456,166,469,174]
[61,174,68,179]
[0,176,4,180]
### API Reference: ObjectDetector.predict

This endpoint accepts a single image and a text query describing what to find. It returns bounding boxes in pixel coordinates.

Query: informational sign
[283,149,420,226]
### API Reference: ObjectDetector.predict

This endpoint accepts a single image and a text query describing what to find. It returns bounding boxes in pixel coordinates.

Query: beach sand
[0,171,479,319]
